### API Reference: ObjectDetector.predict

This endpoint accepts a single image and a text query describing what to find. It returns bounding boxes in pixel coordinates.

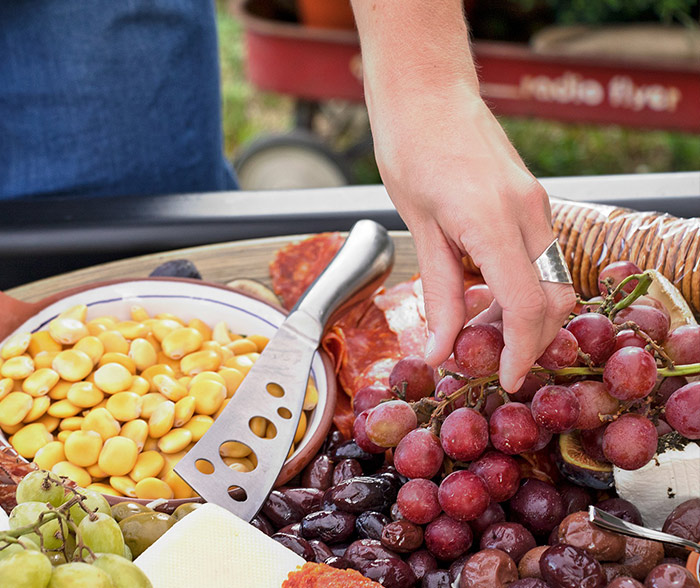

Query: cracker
[664,219,691,289]
[590,215,628,295]
[628,213,660,271]
[564,206,589,286]
[572,208,602,298]
[578,212,607,299]
[556,202,585,257]
[676,229,700,309]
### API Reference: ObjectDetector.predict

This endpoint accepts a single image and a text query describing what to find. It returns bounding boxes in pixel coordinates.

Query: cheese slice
[614,441,700,530]
[134,503,304,588]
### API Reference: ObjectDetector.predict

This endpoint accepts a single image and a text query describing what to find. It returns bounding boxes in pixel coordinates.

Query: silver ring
[532,240,573,284]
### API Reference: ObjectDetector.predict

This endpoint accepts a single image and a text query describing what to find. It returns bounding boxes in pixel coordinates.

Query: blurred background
[218,0,700,187]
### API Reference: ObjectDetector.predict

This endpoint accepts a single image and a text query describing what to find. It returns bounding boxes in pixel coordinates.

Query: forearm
[350,0,479,99]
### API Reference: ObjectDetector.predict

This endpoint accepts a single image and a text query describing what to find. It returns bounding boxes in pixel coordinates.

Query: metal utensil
[589,505,700,554]
[175,219,395,520]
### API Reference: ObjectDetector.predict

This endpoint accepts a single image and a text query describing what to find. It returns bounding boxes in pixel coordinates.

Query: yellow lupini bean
[141,364,176,392]
[212,321,232,345]
[115,320,148,340]
[22,368,59,397]
[97,330,129,355]
[148,400,175,438]
[48,379,72,400]
[48,317,88,345]
[10,423,53,458]
[52,461,91,488]
[81,407,121,440]
[219,440,251,459]
[1,332,31,359]
[87,482,123,497]
[130,450,165,482]
[188,318,212,340]
[106,392,143,421]
[218,367,244,398]
[52,349,92,382]
[87,463,108,479]
[94,362,132,394]
[73,336,104,365]
[98,436,139,476]
[151,318,182,342]
[155,352,181,373]
[33,351,59,370]
[64,430,103,467]
[0,378,13,401]
[160,470,195,499]
[181,349,220,377]
[141,393,170,420]
[157,428,192,454]
[224,354,254,375]
[58,304,88,322]
[130,305,150,322]
[109,476,137,498]
[246,334,269,352]
[223,457,254,472]
[67,381,104,408]
[36,414,60,433]
[161,327,203,360]
[57,430,73,443]
[249,416,267,438]
[98,352,136,374]
[173,396,196,428]
[129,338,157,372]
[303,380,319,411]
[47,399,82,419]
[152,374,188,402]
[143,436,159,452]
[229,338,258,355]
[120,419,149,451]
[33,441,66,471]
[28,331,62,357]
[201,341,224,360]
[1,355,35,380]
[59,416,85,431]
[135,477,174,500]
[189,379,225,416]
[182,415,213,442]
[24,396,51,422]
[127,376,150,396]
[0,392,33,427]
[189,371,226,388]
[294,411,307,444]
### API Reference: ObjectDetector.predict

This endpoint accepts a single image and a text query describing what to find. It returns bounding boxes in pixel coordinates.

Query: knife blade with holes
[175,219,394,520]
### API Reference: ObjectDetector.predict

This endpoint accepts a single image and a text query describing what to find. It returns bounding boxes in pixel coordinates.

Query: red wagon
[231,0,700,188]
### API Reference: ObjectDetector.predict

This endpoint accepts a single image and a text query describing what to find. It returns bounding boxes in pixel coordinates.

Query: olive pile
[255,432,700,588]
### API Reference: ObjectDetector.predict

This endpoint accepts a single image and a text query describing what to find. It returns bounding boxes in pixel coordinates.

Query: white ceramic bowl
[0,278,337,510]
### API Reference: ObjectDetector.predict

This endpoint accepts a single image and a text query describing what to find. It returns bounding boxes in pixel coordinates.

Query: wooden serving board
[7,232,420,303]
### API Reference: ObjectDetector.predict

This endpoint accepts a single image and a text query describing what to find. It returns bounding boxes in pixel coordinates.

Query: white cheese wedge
[133,503,304,588]
[614,441,700,530]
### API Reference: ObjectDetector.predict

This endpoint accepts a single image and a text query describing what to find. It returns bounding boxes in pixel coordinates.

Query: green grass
[216,3,700,180]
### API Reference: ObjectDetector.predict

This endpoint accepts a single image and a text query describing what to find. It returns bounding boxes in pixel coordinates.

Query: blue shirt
[0,0,237,199]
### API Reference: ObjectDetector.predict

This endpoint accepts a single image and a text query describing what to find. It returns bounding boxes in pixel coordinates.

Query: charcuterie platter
[1,202,699,588]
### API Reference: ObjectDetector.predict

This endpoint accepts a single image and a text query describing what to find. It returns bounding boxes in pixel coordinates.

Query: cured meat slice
[0,446,36,513]
[270,232,344,310]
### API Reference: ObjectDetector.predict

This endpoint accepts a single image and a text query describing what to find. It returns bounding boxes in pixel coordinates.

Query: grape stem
[614,320,675,368]
[599,272,653,317]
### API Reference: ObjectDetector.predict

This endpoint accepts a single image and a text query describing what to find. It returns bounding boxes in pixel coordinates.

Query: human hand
[370,89,576,392]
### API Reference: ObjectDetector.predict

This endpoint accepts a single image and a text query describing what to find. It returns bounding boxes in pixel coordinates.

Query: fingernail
[514,376,526,391]
[424,331,436,362]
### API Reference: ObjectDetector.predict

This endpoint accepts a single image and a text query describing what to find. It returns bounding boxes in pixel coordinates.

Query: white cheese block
[614,441,700,530]
[134,503,304,588]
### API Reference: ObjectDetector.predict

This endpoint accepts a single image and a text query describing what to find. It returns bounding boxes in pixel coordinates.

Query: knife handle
[291,219,395,328]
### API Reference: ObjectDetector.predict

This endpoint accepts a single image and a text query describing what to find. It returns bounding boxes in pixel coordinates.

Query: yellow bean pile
[0,304,319,500]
